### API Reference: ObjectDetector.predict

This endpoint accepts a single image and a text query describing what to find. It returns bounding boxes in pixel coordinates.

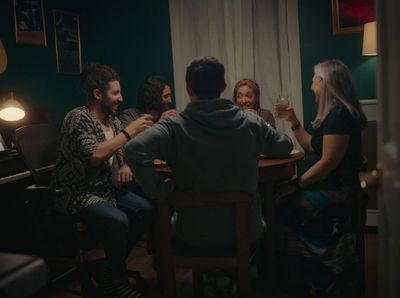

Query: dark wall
[0,0,174,125]
[1,0,375,129]
[0,0,92,124]
[297,0,376,171]
[84,0,175,112]
[298,0,376,131]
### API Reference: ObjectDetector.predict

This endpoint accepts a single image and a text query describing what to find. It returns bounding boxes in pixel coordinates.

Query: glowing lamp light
[362,21,377,56]
[0,92,26,121]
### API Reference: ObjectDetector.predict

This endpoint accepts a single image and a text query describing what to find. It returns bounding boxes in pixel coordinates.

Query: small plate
[154,159,167,167]
[289,149,301,157]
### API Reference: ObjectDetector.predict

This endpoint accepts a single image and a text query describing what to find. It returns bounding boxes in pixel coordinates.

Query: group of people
[52,56,366,298]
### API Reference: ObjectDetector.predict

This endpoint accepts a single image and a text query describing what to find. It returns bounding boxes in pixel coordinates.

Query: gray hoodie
[124,99,293,248]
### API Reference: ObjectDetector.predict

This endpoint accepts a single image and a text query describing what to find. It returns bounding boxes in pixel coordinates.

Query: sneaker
[101,279,145,298]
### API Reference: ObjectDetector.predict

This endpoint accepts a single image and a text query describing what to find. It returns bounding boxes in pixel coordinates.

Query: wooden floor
[50,231,378,298]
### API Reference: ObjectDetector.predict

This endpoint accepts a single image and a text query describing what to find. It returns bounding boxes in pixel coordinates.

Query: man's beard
[100,100,118,116]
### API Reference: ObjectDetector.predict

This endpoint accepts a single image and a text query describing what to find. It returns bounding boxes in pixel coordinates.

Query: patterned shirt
[52,106,124,214]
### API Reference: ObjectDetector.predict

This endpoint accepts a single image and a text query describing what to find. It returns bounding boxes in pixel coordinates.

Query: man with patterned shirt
[52,62,153,298]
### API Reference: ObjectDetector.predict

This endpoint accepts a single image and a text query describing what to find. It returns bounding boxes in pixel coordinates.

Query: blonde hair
[312,59,366,128]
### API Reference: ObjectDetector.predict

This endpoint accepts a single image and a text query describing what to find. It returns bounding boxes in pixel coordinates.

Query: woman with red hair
[233,78,275,128]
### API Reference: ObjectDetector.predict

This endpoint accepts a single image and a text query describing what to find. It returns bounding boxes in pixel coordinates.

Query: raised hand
[244,108,259,115]
[125,114,154,137]
[274,104,298,127]
[160,109,178,121]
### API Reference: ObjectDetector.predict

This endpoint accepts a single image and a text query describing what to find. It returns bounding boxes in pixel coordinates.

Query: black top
[311,102,363,187]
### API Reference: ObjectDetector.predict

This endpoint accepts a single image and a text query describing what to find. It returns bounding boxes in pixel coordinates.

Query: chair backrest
[15,123,60,186]
[156,191,252,297]
[170,191,250,251]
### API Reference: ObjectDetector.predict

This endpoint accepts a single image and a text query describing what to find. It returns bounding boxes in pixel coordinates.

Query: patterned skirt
[276,187,358,296]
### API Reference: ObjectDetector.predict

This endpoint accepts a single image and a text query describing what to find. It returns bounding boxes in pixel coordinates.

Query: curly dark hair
[137,76,170,113]
[80,62,120,103]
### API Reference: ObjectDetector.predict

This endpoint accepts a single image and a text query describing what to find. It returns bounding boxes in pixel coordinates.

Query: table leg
[260,181,276,292]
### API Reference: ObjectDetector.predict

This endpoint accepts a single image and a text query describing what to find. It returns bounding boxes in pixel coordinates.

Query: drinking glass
[274,94,290,120]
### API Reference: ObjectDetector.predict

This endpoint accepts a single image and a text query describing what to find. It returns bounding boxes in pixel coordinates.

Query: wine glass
[274,94,291,120]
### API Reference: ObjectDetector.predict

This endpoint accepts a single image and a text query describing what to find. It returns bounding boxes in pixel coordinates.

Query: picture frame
[53,10,82,74]
[331,0,375,35]
[0,133,7,152]
[13,0,47,46]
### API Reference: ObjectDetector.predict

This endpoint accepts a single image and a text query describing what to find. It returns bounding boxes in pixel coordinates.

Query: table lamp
[0,92,26,121]
[362,21,377,56]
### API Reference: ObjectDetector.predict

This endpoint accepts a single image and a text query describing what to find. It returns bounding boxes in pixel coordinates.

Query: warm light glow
[0,92,26,121]
[0,107,25,121]
[362,21,377,56]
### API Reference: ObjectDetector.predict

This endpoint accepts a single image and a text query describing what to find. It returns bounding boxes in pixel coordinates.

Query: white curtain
[169,0,303,136]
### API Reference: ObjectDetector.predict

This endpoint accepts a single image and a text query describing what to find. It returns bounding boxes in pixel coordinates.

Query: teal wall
[1,0,375,132]
[0,0,91,124]
[0,0,174,124]
[297,0,377,172]
[84,0,175,112]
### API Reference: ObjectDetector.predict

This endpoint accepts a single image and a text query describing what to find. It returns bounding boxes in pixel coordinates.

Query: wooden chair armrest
[25,185,65,196]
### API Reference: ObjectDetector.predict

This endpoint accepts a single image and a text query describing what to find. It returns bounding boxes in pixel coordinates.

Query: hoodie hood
[182,98,245,130]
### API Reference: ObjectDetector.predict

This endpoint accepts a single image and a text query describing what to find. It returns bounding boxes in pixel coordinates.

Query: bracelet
[291,121,301,131]
[121,129,131,141]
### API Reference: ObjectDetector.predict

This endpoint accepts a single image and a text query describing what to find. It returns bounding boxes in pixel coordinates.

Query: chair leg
[237,263,252,298]
[158,246,176,298]
[78,262,96,297]
[192,270,204,298]
[76,247,97,297]
[160,267,176,298]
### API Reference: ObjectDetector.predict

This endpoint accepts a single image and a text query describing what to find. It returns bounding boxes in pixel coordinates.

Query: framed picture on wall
[13,0,47,46]
[331,0,375,35]
[53,10,82,74]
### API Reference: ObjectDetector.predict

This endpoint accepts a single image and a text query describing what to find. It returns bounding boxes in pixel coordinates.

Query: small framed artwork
[53,10,82,74]
[331,0,375,35]
[13,0,47,46]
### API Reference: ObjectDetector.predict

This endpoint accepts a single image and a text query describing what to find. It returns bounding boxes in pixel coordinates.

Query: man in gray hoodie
[124,56,293,249]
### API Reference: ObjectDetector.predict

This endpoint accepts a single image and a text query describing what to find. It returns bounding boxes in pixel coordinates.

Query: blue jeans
[78,192,154,277]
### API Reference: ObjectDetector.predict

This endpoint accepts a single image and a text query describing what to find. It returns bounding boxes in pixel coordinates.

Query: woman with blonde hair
[274,59,367,296]
[233,78,276,128]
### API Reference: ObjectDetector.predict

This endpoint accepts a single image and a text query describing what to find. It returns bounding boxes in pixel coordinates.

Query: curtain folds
[169,0,303,136]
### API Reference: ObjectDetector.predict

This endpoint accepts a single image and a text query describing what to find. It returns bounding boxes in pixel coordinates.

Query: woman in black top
[274,59,367,296]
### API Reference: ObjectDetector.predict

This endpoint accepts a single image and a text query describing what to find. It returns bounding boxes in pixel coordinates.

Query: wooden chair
[14,123,97,296]
[154,191,252,298]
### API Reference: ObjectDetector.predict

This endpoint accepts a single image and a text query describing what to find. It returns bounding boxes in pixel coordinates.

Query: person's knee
[128,193,155,222]
[141,199,155,222]
[108,211,129,233]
